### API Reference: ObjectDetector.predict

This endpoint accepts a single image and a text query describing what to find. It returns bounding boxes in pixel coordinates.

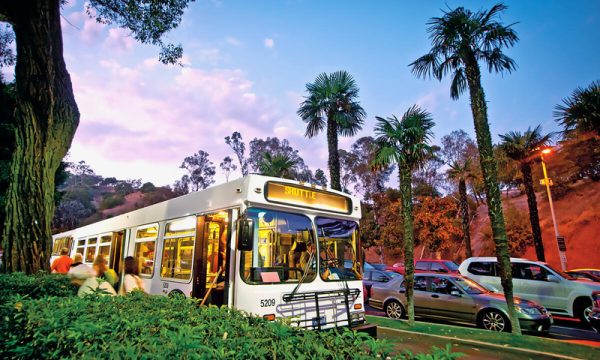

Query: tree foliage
[258,152,299,179]
[410,2,521,334]
[180,150,216,192]
[413,196,462,255]
[554,80,600,137]
[298,70,365,191]
[224,132,248,176]
[219,156,237,182]
[0,0,193,273]
[372,105,435,327]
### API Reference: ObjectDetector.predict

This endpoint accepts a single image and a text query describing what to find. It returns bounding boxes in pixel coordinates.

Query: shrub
[1,292,402,359]
[0,272,77,303]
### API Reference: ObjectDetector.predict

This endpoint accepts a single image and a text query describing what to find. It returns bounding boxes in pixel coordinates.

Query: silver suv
[369,273,552,333]
[459,257,600,322]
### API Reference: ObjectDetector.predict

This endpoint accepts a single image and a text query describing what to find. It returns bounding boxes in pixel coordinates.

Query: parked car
[590,291,600,333]
[369,273,552,333]
[363,270,400,298]
[385,259,460,275]
[566,269,600,283]
[459,257,600,322]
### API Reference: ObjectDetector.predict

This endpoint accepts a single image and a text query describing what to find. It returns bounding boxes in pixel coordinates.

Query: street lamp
[538,147,567,271]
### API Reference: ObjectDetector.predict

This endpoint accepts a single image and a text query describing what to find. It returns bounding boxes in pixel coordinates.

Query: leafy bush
[0,272,77,303]
[1,292,402,359]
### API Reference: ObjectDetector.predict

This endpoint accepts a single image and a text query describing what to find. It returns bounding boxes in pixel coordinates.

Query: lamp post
[539,148,567,271]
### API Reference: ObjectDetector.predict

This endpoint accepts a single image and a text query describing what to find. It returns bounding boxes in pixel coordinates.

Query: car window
[467,261,495,276]
[414,276,428,291]
[431,262,447,273]
[453,277,487,294]
[431,276,454,294]
[444,261,459,271]
[415,261,430,271]
[372,271,389,282]
[513,263,551,281]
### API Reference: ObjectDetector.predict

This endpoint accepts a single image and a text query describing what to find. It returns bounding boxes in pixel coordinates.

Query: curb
[377,325,584,360]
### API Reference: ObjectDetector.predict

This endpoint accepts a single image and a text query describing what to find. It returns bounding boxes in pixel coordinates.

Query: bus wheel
[385,300,405,319]
[168,289,186,298]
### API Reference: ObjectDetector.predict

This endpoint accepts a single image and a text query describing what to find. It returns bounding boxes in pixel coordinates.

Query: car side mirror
[547,275,560,283]
[450,290,461,297]
[237,217,254,251]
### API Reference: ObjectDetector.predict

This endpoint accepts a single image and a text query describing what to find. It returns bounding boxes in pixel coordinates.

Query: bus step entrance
[282,288,361,330]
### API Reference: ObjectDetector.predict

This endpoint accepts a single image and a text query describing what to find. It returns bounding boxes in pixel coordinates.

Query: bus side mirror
[238,218,254,251]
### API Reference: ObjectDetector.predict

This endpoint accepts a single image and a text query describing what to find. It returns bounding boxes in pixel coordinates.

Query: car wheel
[574,298,593,323]
[479,310,509,332]
[385,300,404,319]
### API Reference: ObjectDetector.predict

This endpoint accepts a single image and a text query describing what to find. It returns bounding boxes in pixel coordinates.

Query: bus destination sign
[265,182,351,214]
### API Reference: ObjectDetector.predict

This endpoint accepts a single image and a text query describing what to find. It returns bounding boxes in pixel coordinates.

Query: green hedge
[0,274,459,359]
[0,272,77,303]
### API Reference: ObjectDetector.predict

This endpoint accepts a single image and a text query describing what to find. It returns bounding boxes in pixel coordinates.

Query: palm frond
[450,67,467,100]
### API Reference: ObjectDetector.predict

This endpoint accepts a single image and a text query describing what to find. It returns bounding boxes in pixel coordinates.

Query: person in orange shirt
[51,248,73,274]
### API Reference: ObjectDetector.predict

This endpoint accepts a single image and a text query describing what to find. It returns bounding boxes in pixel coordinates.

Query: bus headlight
[351,312,364,324]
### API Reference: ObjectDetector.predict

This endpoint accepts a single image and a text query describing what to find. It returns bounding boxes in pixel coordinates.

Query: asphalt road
[365,304,600,346]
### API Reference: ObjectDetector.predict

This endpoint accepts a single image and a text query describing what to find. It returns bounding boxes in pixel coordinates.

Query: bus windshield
[240,208,316,284]
[315,217,361,281]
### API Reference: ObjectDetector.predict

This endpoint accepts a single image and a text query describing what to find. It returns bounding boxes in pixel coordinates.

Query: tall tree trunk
[326,116,341,191]
[465,58,520,334]
[521,162,545,261]
[458,178,472,258]
[1,0,79,273]
[399,163,415,326]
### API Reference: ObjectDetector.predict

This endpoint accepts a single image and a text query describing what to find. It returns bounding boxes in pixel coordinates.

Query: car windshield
[444,261,459,271]
[545,263,576,280]
[453,277,488,295]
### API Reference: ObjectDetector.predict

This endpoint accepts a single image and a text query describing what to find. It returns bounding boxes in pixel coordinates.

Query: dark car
[363,270,399,298]
[369,273,552,333]
[590,291,600,333]
[566,269,600,283]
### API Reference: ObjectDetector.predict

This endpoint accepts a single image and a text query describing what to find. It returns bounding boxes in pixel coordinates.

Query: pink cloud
[67,59,331,186]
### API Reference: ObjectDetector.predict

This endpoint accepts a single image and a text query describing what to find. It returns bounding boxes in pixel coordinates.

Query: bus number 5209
[260,298,275,307]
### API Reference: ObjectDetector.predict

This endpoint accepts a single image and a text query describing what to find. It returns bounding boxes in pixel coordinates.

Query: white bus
[52,175,373,332]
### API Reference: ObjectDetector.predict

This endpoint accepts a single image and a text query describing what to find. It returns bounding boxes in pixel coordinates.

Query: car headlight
[516,305,541,315]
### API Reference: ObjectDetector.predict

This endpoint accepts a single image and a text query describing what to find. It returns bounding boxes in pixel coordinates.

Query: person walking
[93,255,118,289]
[119,256,146,294]
[67,253,95,286]
[51,247,73,274]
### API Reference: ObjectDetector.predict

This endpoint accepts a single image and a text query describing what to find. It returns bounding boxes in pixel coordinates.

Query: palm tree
[410,4,521,334]
[258,153,298,179]
[499,125,552,262]
[447,159,476,258]
[297,71,366,191]
[554,80,600,137]
[372,105,435,326]
[410,3,521,334]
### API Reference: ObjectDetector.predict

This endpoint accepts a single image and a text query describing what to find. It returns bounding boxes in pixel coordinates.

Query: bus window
[98,234,112,265]
[52,237,73,256]
[315,217,361,281]
[76,239,85,257]
[85,237,98,263]
[241,208,316,284]
[134,224,158,277]
[161,217,195,280]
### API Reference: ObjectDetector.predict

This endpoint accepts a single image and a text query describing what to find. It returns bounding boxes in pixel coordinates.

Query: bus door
[109,230,125,273]
[192,211,230,305]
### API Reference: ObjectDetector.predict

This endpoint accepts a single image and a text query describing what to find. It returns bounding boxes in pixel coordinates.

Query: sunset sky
[4,0,599,187]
